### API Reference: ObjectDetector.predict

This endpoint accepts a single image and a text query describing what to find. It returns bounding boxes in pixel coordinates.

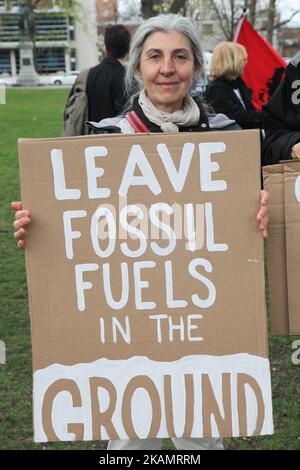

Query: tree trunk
[230,0,235,39]
[26,1,37,67]
[267,0,276,45]
[28,1,36,43]
[249,0,257,26]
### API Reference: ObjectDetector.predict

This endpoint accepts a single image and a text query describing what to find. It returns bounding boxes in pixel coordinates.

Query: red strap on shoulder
[126,111,150,133]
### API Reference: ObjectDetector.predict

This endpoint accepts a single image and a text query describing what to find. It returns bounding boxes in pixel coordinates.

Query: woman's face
[239,52,248,76]
[242,53,248,74]
[137,30,199,113]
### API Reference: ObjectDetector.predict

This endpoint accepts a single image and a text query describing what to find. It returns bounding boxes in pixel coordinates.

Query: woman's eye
[175,55,188,62]
[148,54,161,61]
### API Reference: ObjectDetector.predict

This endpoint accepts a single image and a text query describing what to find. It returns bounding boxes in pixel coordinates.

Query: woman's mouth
[157,81,179,87]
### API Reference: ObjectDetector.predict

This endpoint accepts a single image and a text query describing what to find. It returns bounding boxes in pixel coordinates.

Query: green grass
[0,89,299,450]
[0,89,102,450]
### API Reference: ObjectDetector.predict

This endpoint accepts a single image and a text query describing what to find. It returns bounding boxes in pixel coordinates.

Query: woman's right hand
[11,201,31,249]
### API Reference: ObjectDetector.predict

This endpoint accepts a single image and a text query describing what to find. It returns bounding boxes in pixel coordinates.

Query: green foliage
[53,0,85,20]
[0,89,299,450]
[141,0,188,18]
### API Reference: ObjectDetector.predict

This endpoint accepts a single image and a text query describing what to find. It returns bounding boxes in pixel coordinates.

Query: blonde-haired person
[205,41,264,129]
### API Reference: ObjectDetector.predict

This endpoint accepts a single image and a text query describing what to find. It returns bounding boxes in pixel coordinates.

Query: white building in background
[0,0,72,75]
[0,0,116,77]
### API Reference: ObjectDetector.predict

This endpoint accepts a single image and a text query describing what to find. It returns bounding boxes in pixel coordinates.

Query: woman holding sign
[87,20,240,135]
[12,14,269,450]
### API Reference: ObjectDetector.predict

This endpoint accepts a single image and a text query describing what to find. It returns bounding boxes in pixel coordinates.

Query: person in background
[86,24,132,123]
[12,14,269,451]
[262,51,300,165]
[205,41,264,129]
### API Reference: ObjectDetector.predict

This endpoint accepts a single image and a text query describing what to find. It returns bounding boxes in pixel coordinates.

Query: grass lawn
[0,89,299,450]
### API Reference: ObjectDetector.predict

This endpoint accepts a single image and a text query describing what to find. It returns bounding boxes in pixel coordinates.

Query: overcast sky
[277,0,300,26]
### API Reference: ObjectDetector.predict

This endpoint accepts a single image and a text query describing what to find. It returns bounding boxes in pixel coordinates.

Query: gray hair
[125,14,204,96]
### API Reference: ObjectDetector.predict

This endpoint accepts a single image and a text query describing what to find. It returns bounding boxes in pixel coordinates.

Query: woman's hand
[11,201,31,249]
[11,192,269,247]
[291,142,300,159]
[256,190,269,240]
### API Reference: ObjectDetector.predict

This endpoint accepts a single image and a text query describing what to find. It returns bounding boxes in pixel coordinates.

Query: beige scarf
[138,88,200,133]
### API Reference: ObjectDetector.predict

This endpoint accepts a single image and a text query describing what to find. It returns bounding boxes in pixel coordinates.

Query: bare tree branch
[206,0,299,44]
[221,0,231,34]
[273,9,300,29]
[208,0,232,40]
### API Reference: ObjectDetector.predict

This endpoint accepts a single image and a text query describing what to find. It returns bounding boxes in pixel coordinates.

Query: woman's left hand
[291,142,300,159]
[256,190,269,240]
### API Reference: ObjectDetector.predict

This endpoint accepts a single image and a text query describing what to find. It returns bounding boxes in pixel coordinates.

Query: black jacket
[205,77,263,129]
[86,56,128,123]
[87,95,241,134]
[262,52,300,165]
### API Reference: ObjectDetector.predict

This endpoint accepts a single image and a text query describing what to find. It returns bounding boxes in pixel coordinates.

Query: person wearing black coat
[262,51,300,165]
[86,24,132,123]
[205,42,264,129]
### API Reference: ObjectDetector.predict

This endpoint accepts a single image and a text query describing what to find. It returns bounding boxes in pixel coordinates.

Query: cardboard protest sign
[263,162,300,335]
[263,164,289,335]
[284,163,300,335]
[19,130,273,442]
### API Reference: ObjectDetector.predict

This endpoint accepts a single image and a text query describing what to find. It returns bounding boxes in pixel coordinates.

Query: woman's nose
[160,57,175,75]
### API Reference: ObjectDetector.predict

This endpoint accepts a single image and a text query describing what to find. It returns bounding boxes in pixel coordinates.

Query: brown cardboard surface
[284,163,300,335]
[263,164,289,335]
[19,130,273,442]
[263,161,300,336]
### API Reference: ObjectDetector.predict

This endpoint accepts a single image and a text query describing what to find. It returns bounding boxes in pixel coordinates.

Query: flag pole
[233,8,248,42]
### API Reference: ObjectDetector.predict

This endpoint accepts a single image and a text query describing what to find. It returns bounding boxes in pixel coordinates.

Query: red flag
[233,16,286,110]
